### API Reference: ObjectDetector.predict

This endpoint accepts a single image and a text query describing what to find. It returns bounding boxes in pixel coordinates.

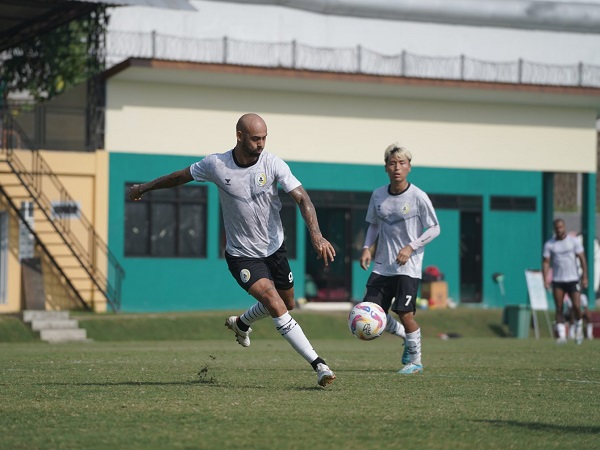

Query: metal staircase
[0,111,124,312]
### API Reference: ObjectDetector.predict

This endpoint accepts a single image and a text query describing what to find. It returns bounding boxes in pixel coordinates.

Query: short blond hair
[384,142,412,164]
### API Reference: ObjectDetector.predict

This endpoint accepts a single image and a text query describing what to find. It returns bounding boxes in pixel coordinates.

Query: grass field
[1,309,599,449]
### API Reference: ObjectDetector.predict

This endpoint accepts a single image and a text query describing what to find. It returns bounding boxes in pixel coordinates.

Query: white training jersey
[190,150,301,258]
[543,234,584,283]
[366,183,439,278]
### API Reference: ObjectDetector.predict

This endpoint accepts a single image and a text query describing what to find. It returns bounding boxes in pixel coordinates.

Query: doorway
[305,207,351,301]
[304,190,371,302]
[460,211,482,303]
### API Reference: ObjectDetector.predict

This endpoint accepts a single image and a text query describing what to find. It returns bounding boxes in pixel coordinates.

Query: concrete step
[30,319,79,331]
[22,310,69,323]
[40,328,88,343]
[22,310,89,343]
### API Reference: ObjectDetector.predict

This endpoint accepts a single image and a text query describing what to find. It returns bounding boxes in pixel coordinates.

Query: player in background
[360,143,440,374]
[128,113,337,387]
[542,218,588,345]
[565,293,594,340]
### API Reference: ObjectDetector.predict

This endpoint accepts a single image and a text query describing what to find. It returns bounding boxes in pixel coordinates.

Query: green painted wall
[109,153,543,312]
[486,209,541,307]
[108,153,248,312]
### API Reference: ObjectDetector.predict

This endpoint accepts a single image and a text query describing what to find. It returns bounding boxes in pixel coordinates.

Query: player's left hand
[313,236,336,266]
[396,246,413,265]
[581,276,589,289]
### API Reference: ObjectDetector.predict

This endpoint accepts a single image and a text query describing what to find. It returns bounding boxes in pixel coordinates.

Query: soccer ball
[348,302,387,341]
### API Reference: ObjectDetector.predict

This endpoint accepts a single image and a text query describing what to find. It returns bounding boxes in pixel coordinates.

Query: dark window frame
[429,194,483,211]
[124,183,208,258]
[490,196,537,212]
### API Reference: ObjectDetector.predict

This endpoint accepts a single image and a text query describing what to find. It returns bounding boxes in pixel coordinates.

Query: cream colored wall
[41,150,109,312]
[93,151,109,313]
[105,79,597,173]
[0,150,109,313]
[0,198,24,313]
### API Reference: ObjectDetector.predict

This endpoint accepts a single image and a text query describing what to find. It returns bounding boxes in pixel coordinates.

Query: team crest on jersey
[240,269,251,284]
[401,202,410,214]
[255,173,267,187]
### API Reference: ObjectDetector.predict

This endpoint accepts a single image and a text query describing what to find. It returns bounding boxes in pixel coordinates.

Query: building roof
[104,57,600,114]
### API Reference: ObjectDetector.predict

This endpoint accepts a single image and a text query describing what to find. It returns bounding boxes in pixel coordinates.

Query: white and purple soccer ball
[348,302,387,341]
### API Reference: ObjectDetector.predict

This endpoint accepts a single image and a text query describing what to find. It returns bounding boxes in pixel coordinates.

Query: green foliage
[0,7,108,102]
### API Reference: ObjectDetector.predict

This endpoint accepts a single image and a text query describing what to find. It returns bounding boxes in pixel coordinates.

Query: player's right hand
[360,248,371,270]
[128,184,144,201]
[313,236,336,267]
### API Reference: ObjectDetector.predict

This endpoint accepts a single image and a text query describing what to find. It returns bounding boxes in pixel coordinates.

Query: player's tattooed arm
[128,167,193,201]
[288,186,336,266]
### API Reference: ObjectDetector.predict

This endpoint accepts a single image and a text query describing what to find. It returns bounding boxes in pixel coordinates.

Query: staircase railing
[0,110,124,312]
[0,183,91,311]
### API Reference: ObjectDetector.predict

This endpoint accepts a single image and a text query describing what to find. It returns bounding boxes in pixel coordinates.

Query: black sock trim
[236,317,249,332]
[310,357,326,371]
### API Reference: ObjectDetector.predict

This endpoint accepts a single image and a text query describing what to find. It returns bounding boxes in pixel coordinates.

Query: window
[429,194,483,211]
[124,183,207,257]
[490,196,536,211]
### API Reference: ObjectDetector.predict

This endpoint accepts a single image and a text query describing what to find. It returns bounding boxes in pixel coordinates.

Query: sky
[108,0,600,66]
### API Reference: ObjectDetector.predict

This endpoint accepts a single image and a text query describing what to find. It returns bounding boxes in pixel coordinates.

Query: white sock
[575,319,584,340]
[273,312,318,363]
[405,329,422,366]
[556,323,567,340]
[239,302,270,327]
[569,324,576,340]
[385,314,406,339]
[587,323,594,340]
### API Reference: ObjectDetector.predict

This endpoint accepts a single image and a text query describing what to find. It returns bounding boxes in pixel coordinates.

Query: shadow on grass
[36,380,331,390]
[474,419,600,434]
[37,381,203,386]
[488,324,509,337]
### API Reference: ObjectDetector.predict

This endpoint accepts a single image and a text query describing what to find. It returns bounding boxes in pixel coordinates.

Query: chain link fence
[107,30,600,87]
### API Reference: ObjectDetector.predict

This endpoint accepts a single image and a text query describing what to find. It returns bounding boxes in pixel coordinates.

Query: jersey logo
[225,179,231,186]
[240,269,251,284]
[401,202,410,214]
[255,173,267,187]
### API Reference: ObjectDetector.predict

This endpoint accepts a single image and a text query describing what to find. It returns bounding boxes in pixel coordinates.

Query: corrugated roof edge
[78,0,196,11]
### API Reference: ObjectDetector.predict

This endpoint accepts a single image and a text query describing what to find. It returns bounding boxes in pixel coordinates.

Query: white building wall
[106,78,596,172]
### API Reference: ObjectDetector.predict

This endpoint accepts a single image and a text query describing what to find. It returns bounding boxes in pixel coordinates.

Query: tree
[0,7,109,105]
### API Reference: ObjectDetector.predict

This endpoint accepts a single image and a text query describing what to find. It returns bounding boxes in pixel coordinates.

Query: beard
[241,141,262,158]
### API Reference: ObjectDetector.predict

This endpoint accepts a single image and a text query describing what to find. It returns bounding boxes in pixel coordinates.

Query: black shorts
[363,273,420,314]
[225,244,294,292]
[552,281,580,294]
